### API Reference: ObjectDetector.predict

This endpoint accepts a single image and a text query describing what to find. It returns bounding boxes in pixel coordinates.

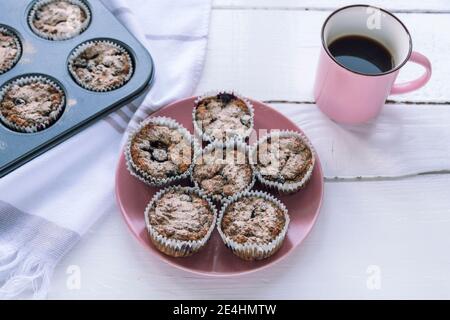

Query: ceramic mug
[314,5,432,124]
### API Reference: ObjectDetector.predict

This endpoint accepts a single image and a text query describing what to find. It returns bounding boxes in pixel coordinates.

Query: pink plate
[115,97,324,276]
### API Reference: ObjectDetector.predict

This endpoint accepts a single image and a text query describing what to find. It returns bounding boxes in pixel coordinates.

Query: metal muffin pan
[0,0,155,178]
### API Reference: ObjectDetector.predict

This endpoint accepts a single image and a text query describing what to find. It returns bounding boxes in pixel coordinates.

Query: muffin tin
[0,0,155,178]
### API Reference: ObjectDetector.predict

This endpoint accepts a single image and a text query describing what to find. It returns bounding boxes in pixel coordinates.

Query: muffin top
[0,30,20,73]
[70,42,132,91]
[147,189,214,241]
[0,81,64,129]
[192,146,253,199]
[31,0,89,39]
[130,123,193,180]
[256,135,313,184]
[195,93,252,141]
[221,196,286,245]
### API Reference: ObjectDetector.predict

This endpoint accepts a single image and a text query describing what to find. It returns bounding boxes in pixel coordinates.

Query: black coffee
[328,35,394,74]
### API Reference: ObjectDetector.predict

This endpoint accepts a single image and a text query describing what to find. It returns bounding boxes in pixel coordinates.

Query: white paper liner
[192,90,255,143]
[191,140,256,203]
[144,185,217,257]
[68,39,134,92]
[250,130,316,193]
[28,0,91,41]
[0,75,66,133]
[217,190,290,261]
[125,116,199,187]
[0,26,22,75]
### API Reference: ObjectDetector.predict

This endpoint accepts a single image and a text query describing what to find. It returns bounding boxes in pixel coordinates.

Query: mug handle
[390,51,432,95]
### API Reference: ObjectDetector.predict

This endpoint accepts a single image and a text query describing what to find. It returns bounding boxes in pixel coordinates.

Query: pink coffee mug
[314,5,432,124]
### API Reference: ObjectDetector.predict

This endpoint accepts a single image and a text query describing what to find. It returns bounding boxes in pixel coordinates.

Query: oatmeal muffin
[69,40,133,92]
[125,117,195,186]
[193,91,254,142]
[252,131,315,193]
[0,75,65,133]
[191,142,254,202]
[218,191,289,261]
[145,186,217,257]
[29,0,91,40]
[0,26,21,74]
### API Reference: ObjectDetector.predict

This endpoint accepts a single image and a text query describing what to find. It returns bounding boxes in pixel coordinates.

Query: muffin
[68,40,133,92]
[145,186,217,257]
[0,75,65,133]
[125,117,196,186]
[0,26,22,74]
[191,141,255,202]
[193,91,254,142]
[29,0,91,40]
[252,130,315,193]
[217,191,289,261]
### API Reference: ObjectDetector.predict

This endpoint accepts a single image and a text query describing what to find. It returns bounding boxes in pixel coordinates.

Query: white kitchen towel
[0,0,211,299]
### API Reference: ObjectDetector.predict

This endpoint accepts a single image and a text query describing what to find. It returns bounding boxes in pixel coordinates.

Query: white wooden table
[48,0,450,299]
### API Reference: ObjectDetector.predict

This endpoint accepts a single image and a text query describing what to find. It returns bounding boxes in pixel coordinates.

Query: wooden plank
[49,174,450,299]
[197,9,449,103]
[213,0,450,12]
[270,103,450,178]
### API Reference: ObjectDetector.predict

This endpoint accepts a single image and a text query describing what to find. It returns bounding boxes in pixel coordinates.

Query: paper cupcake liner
[68,39,134,92]
[217,190,290,261]
[191,140,256,203]
[125,116,199,187]
[0,26,22,75]
[192,90,255,143]
[250,130,316,194]
[28,0,91,41]
[144,185,217,257]
[0,75,65,133]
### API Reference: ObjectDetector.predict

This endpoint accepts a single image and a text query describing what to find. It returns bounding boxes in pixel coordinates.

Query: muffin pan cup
[125,116,199,187]
[68,39,134,92]
[193,90,255,144]
[0,74,65,133]
[28,0,92,41]
[0,25,22,75]
[144,185,218,258]
[217,190,290,261]
[0,0,155,178]
[191,140,256,204]
[250,130,316,194]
